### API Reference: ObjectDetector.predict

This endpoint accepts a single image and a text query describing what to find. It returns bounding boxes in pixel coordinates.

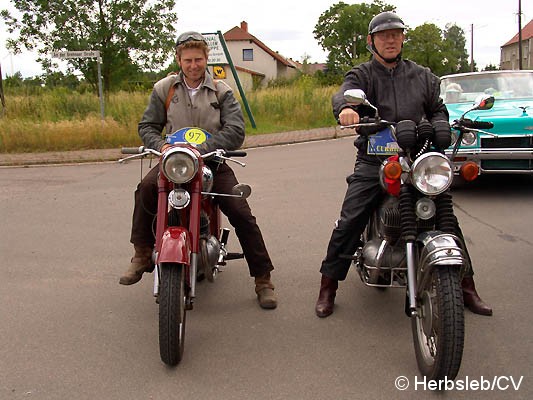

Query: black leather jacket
[332,57,448,163]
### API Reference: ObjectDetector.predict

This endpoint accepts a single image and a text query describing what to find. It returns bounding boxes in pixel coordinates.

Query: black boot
[462,276,492,316]
[315,275,338,318]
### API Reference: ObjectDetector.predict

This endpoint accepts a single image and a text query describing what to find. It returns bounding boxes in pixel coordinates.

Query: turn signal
[383,161,402,180]
[459,161,479,182]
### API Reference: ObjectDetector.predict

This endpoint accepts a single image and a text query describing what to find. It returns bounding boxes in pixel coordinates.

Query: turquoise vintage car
[441,70,533,175]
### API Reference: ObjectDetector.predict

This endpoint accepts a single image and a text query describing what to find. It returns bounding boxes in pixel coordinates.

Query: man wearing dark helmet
[314,12,492,318]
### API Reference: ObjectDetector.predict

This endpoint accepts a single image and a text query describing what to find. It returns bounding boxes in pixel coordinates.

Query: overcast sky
[1,0,531,78]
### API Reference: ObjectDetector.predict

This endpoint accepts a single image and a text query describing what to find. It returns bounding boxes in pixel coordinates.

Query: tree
[1,0,177,92]
[403,23,470,76]
[442,24,470,74]
[403,23,446,75]
[313,1,395,73]
[484,63,499,71]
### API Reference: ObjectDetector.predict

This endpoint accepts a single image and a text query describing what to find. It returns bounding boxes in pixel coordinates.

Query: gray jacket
[138,72,245,153]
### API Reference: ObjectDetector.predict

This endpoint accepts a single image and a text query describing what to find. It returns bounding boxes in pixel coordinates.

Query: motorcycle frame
[153,147,216,304]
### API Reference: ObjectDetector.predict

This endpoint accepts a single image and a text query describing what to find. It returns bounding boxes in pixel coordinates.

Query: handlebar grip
[471,121,494,129]
[121,146,144,154]
[360,116,377,124]
[225,150,247,157]
[460,118,493,130]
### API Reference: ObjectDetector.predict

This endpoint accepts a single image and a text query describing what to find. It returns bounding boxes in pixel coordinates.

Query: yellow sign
[213,66,226,79]
[184,128,208,144]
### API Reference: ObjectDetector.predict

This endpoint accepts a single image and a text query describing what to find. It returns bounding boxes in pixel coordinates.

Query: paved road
[1,138,532,399]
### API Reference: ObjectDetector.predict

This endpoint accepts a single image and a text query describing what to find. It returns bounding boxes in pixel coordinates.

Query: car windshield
[440,72,533,104]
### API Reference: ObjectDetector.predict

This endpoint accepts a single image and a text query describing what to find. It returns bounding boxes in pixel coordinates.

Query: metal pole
[217,30,256,128]
[518,0,523,70]
[97,56,105,122]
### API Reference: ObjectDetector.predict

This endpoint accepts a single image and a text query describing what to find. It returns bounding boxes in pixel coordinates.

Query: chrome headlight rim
[411,152,453,196]
[161,147,199,184]
[202,165,214,193]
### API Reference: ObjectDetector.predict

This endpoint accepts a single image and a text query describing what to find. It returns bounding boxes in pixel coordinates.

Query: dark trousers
[320,159,474,281]
[130,163,274,277]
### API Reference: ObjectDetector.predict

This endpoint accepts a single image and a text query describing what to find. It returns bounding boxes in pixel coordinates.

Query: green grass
[0,80,337,153]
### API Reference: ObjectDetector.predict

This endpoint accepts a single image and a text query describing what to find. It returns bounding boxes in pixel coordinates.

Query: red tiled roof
[223,25,295,68]
[502,19,533,47]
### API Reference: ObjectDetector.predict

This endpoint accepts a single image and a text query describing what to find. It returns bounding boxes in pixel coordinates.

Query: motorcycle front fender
[158,227,191,265]
[416,231,466,296]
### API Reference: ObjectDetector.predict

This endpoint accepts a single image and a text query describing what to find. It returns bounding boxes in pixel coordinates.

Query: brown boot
[462,276,492,316]
[119,246,153,285]
[315,274,338,318]
[255,273,277,309]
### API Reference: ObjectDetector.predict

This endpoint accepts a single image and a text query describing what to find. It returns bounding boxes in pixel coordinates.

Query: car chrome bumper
[445,148,533,174]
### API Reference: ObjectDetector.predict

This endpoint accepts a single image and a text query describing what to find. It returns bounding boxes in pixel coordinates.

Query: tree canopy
[313,1,395,73]
[403,23,471,76]
[1,0,177,92]
[314,1,472,76]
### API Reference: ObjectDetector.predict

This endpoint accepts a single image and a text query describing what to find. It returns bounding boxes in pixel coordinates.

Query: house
[214,21,298,90]
[500,19,533,70]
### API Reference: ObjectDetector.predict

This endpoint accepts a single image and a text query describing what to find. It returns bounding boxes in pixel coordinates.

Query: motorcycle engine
[377,196,401,242]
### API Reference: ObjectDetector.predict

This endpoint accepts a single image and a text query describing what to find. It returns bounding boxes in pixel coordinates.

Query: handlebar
[121,146,145,154]
[224,150,247,157]
[458,118,494,130]
[339,118,395,131]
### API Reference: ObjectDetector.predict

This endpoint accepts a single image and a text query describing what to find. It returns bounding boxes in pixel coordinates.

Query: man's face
[177,47,207,83]
[368,28,405,62]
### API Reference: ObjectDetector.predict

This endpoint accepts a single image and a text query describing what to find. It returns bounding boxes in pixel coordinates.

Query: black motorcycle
[341,89,494,380]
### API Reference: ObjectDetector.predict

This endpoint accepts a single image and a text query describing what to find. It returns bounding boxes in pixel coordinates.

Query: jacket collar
[176,71,216,91]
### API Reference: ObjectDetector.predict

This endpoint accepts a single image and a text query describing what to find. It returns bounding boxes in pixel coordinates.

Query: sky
[1,0,531,78]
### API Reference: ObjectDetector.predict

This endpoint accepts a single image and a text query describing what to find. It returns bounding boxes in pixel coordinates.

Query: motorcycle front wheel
[412,267,464,380]
[159,263,187,366]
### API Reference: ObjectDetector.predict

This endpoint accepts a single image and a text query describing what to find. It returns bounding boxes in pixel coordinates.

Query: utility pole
[518,0,523,70]
[470,24,474,72]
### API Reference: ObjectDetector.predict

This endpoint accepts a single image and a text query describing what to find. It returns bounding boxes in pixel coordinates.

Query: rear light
[460,161,479,182]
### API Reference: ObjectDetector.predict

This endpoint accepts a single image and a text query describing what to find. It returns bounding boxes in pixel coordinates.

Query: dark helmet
[368,11,406,35]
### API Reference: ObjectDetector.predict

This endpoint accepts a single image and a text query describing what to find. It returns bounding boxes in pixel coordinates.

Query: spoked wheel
[412,267,464,380]
[159,263,187,366]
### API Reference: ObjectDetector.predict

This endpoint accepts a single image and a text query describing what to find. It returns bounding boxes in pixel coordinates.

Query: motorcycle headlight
[411,152,453,195]
[161,148,199,184]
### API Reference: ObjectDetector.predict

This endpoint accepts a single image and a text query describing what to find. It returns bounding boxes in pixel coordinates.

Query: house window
[243,49,253,61]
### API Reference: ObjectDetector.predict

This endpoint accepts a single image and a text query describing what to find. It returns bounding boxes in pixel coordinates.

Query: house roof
[224,23,295,68]
[502,19,533,47]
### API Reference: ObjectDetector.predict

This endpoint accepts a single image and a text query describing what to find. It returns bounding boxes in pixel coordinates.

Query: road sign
[203,34,228,65]
[50,50,104,121]
[51,50,101,59]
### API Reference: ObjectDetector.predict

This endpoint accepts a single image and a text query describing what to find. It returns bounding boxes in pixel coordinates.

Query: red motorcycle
[120,127,250,366]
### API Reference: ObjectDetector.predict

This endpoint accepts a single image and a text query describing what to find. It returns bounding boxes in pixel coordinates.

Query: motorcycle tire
[412,267,464,380]
[159,263,187,366]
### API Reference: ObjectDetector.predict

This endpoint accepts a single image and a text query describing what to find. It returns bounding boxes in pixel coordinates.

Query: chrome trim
[446,148,533,159]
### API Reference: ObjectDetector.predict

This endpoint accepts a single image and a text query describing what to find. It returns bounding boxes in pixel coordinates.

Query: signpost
[51,50,104,122]
[203,32,256,128]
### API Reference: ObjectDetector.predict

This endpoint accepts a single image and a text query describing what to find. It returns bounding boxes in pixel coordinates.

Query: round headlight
[411,152,453,195]
[461,131,477,146]
[450,131,459,147]
[161,148,199,184]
